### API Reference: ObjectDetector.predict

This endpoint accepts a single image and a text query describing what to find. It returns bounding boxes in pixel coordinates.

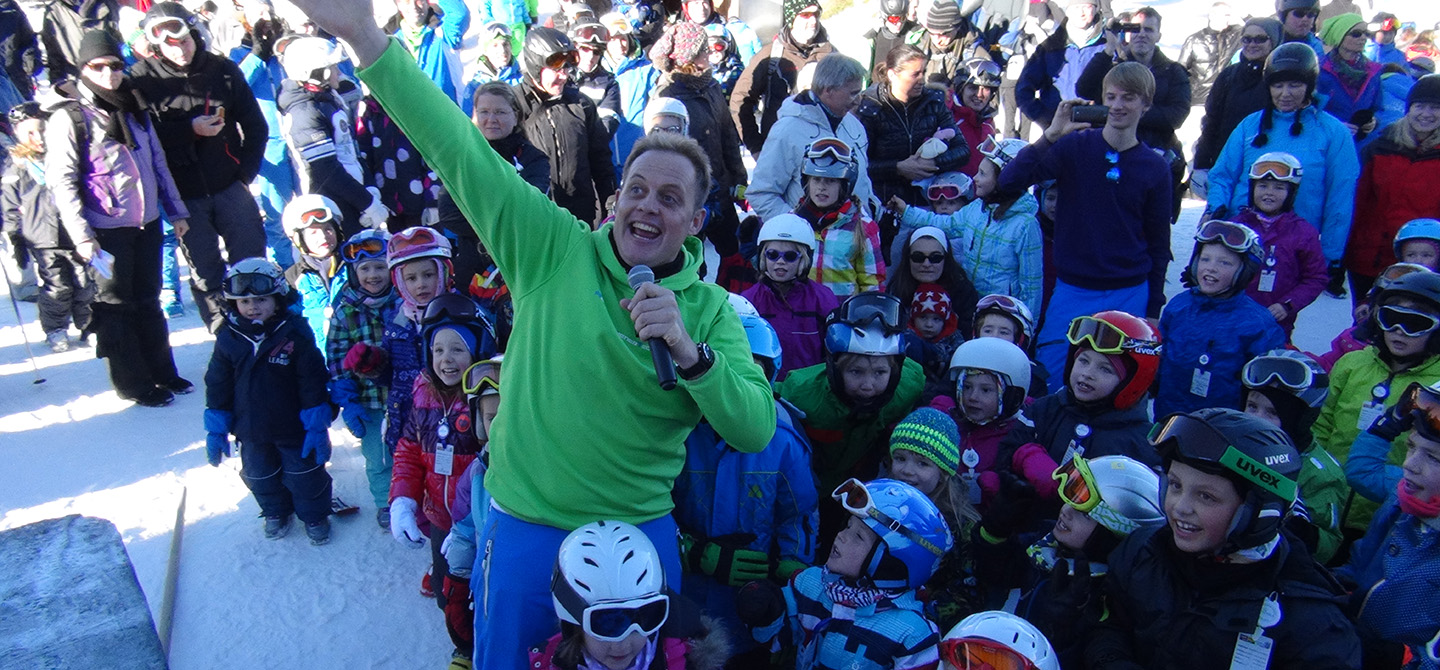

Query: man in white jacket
[748,53,875,220]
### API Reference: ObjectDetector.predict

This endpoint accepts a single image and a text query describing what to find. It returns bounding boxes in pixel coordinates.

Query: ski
[330,496,360,516]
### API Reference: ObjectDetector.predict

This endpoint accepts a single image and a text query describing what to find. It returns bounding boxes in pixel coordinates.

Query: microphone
[627,264,677,391]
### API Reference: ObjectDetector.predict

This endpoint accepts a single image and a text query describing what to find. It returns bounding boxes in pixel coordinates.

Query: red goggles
[939,637,1040,670]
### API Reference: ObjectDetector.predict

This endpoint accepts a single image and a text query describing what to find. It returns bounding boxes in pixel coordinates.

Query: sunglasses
[927,183,965,201]
[1346,29,1369,39]
[834,292,904,334]
[421,293,479,327]
[764,248,802,263]
[1398,382,1440,440]
[84,60,123,72]
[910,251,946,264]
[462,359,501,396]
[1195,219,1259,253]
[832,479,945,557]
[1066,315,1157,355]
[341,236,387,263]
[805,138,853,164]
[1241,34,1272,44]
[1053,456,1100,513]
[551,569,670,643]
[1248,160,1301,182]
[1376,304,1440,337]
[544,50,579,70]
[1105,150,1120,183]
[1290,8,1319,18]
[939,637,1040,670]
[390,226,442,257]
[223,271,283,298]
[1242,355,1319,391]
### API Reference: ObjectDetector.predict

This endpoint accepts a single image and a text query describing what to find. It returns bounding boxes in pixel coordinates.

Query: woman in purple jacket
[741,213,838,379]
[46,30,192,407]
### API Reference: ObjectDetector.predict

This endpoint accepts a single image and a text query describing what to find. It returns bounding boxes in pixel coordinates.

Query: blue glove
[299,405,333,463]
[340,403,367,438]
[330,379,367,437]
[203,409,234,467]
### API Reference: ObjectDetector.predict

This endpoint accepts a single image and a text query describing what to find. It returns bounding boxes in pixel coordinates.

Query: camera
[1071,104,1110,125]
[1107,19,1142,33]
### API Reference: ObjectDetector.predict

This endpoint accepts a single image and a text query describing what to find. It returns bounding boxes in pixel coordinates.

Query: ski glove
[682,532,769,587]
[299,405,333,463]
[441,531,476,579]
[329,379,367,438]
[1011,443,1060,500]
[980,471,1038,541]
[1368,402,1414,442]
[203,409,233,466]
[343,342,387,378]
[390,496,426,548]
[359,187,390,230]
[735,579,786,629]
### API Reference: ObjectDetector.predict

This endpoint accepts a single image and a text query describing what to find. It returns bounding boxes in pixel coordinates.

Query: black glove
[735,579,786,628]
[1284,498,1320,556]
[1326,261,1347,297]
[1036,559,1096,642]
[1368,403,1414,442]
[980,472,1038,540]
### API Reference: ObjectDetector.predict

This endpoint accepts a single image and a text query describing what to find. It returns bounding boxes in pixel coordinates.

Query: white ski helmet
[942,611,1059,670]
[757,214,818,255]
[1072,455,1166,537]
[977,136,1028,173]
[552,521,668,632]
[727,292,761,319]
[643,96,690,135]
[949,337,1032,422]
[280,36,346,83]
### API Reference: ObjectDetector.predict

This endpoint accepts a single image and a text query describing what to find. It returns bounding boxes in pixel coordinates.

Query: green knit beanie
[889,408,961,476]
[1318,13,1364,49]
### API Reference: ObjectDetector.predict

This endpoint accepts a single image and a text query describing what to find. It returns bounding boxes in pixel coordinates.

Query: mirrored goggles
[421,294,479,327]
[1376,304,1440,337]
[544,50,579,70]
[939,637,1040,670]
[1248,160,1301,182]
[927,183,965,201]
[1053,456,1099,513]
[390,226,442,257]
[805,138,853,164]
[341,237,387,263]
[977,294,1022,313]
[462,359,502,396]
[832,479,945,557]
[1398,382,1440,440]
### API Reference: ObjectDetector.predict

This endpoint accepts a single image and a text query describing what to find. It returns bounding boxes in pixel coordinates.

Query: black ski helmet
[1264,43,1319,96]
[1151,408,1300,555]
[521,27,576,83]
[1371,270,1440,355]
[881,0,909,20]
[419,294,499,376]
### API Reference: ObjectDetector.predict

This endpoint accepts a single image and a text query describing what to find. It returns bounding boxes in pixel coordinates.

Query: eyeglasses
[649,124,684,135]
[550,570,670,642]
[544,50,578,70]
[223,271,283,298]
[805,138,853,164]
[462,359,502,396]
[927,183,965,201]
[1195,219,1259,253]
[834,292,904,334]
[421,293,479,327]
[832,479,945,557]
[144,17,191,44]
[1105,150,1120,182]
[84,60,123,72]
[1376,304,1440,337]
[1248,160,1301,182]
[1398,382,1440,440]
[1066,315,1157,355]
[910,251,946,264]
[1242,355,1319,391]
[1346,29,1369,39]
[1241,34,1272,44]
[390,226,443,257]
[341,236,387,263]
[764,248,802,263]
[1053,456,1100,513]
[939,637,1040,670]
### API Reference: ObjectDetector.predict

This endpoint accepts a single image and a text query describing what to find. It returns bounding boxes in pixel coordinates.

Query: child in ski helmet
[326,228,400,527]
[777,291,926,538]
[925,172,973,215]
[283,193,347,352]
[1156,219,1286,416]
[642,96,690,135]
[740,213,838,378]
[889,136,1043,315]
[532,520,728,670]
[389,293,496,663]
[793,137,884,297]
[1393,218,1440,271]
[737,478,952,670]
[940,611,1058,670]
[1313,262,1431,371]
[204,258,335,545]
[1316,270,1440,531]
[1336,380,1440,670]
[1229,151,1329,336]
[1092,408,1360,668]
[1241,349,1350,564]
[971,292,1047,394]
[942,337,1033,510]
[444,355,503,653]
[888,408,982,630]
[380,226,458,452]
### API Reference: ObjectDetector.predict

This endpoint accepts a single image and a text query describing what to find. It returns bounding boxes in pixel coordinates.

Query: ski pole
[0,254,47,384]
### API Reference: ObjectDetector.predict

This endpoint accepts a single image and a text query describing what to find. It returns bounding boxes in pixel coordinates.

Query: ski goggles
[764,248,802,263]
[1053,456,1100,513]
[421,294,481,327]
[551,572,670,643]
[1376,304,1440,337]
[1066,316,1155,355]
[977,294,1023,314]
[939,637,1041,670]
[1248,159,1302,183]
[927,183,966,201]
[1148,413,1298,501]
[543,50,579,70]
[389,226,443,257]
[1373,263,1430,293]
[709,38,729,52]
[144,17,192,44]
[1398,382,1440,440]
[341,236,387,263]
[294,205,337,228]
[1370,17,1398,33]
[976,135,1019,164]
[805,138,853,164]
[832,479,945,557]
[222,271,283,298]
[571,23,609,45]
[1242,355,1318,391]
[462,359,502,396]
[1195,219,1258,253]
[834,293,904,334]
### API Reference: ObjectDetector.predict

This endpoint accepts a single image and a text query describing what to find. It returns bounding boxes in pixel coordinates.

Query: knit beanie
[890,407,961,476]
[77,29,124,66]
[1243,17,1282,52]
[1410,74,1440,110]
[1274,0,1316,16]
[648,21,707,73]
[1318,13,1363,48]
[782,0,821,31]
[910,282,959,340]
[921,0,961,34]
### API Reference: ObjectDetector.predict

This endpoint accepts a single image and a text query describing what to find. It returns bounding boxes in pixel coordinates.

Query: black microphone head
[627,264,655,290]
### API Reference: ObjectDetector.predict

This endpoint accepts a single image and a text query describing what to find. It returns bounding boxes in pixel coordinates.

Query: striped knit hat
[890,408,961,476]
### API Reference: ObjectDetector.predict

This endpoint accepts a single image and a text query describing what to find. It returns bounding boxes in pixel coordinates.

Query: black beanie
[77,29,124,67]
[1410,74,1440,110]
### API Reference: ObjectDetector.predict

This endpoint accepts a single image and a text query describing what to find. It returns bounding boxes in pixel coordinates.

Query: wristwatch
[677,342,715,381]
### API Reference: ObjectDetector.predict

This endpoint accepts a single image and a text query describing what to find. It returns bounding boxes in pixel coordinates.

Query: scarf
[81,78,139,149]
[795,197,855,232]
[1397,479,1440,518]
[581,636,657,670]
[1329,51,1371,100]
[822,571,888,611]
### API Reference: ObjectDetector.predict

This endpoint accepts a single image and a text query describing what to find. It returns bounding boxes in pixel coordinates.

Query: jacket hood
[1372,116,1440,156]
[776,91,834,128]
[596,222,706,294]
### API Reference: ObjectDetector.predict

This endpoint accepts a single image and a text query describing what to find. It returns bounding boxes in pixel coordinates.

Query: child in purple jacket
[741,213,839,380]
[1228,152,1328,339]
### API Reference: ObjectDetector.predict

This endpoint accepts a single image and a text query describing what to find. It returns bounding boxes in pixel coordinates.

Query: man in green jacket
[286,2,777,667]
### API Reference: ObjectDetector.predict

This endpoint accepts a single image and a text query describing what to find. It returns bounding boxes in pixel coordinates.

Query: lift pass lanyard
[962,449,982,505]
[1357,383,1390,431]
[1230,594,1281,670]
[1257,250,1278,293]
[434,419,455,476]
[1062,424,1091,464]
[1191,353,1212,398]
